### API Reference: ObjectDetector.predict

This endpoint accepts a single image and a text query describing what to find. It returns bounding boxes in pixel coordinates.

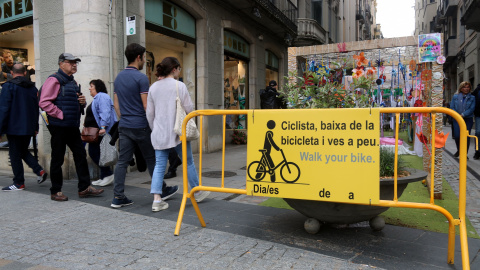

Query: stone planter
[284,168,428,232]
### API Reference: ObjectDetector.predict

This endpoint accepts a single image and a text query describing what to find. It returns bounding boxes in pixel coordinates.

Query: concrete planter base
[284,168,428,226]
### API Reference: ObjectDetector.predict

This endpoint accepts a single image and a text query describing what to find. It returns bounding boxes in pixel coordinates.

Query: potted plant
[231,129,247,144]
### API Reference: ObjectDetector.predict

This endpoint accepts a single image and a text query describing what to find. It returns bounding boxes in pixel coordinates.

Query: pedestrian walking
[111,43,178,209]
[84,79,117,186]
[39,53,104,201]
[147,56,209,212]
[163,148,182,179]
[472,84,480,159]
[0,63,48,191]
[450,81,475,159]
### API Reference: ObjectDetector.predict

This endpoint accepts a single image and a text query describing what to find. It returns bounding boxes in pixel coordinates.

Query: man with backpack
[0,63,48,191]
[39,53,104,201]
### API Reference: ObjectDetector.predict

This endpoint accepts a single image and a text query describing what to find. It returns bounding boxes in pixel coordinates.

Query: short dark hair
[155,57,180,77]
[89,79,108,94]
[125,43,146,64]
[11,63,25,74]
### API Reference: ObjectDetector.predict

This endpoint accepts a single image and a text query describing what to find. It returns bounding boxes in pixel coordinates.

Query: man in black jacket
[0,63,48,191]
[260,80,280,109]
[473,84,480,159]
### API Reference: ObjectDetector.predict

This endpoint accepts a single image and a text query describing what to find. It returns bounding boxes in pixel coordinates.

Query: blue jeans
[151,141,199,195]
[88,135,113,179]
[453,117,473,154]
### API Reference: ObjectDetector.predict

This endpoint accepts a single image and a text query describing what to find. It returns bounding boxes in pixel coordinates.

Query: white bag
[99,133,118,167]
[173,81,200,141]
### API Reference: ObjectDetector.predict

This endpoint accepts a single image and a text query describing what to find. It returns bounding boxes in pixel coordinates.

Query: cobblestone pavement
[441,126,480,234]
[0,190,379,270]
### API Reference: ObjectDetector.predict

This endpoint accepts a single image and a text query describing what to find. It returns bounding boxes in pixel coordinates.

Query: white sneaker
[99,175,114,186]
[92,179,102,186]
[152,201,169,212]
[195,191,211,203]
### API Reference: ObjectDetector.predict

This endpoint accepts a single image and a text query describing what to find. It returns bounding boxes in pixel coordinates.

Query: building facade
[416,0,480,102]
[0,0,379,177]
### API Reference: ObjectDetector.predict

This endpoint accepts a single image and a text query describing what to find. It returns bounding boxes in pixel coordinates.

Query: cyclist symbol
[247,120,301,183]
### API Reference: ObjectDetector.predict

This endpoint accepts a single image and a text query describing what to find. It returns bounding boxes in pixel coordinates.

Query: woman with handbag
[450,81,476,159]
[146,57,209,212]
[83,79,117,186]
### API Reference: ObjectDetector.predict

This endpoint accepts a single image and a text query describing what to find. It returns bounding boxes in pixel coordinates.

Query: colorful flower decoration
[353,52,369,67]
[421,70,432,82]
[436,55,446,65]
[414,99,424,107]
[366,67,377,77]
[317,64,329,74]
[409,60,416,72]
[352,68,364,78]
[416,132,431,155]
[375,59,384,67]
[435,130,449,149]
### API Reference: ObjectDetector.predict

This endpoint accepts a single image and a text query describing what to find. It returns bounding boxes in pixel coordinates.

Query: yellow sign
[246,108,380,204]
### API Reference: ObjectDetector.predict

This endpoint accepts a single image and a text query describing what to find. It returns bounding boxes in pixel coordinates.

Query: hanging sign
[418,33,442,63]
[246,109,380,204]
[126,16,136,36]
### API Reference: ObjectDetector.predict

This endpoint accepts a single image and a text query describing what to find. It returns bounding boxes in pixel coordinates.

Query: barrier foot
[190,192,206,227]
[447,221,455,264]
[174,194,188,236]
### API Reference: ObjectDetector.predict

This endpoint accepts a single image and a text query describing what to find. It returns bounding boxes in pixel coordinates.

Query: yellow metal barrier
[174,107,470,270]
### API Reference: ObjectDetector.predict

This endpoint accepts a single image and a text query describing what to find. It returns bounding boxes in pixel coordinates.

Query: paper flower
[366,67,377,77]
[353,52,369,67]
[435,130,449,148]
[421,70,432,82]
[352,68,364,78]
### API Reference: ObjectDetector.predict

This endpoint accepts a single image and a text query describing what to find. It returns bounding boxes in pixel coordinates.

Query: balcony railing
[443,0,459,16]
[260,0,298,32]
[296,18,327,45]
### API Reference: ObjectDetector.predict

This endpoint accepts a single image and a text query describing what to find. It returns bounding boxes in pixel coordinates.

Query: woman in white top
[146,57,209,212]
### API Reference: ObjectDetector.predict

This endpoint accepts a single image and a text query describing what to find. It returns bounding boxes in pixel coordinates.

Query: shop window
[224,54,248,130]
[224,30,250,130]
[265,50,279,87]
[145,1,196,104]
[145,30,196,101]
[0,24,35,148]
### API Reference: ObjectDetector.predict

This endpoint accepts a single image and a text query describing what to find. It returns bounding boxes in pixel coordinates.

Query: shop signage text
[0,0,33,25]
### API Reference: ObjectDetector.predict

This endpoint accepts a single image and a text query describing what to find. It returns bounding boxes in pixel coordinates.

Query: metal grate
[202,171,237,178]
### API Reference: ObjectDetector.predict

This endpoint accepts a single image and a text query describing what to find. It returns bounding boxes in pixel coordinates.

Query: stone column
[34,0,120,179]
[34,0,65,178]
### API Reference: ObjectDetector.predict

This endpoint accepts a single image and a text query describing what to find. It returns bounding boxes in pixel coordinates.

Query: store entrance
[0,24,34,147]
[145,29,196,102]
[224,54,248,129]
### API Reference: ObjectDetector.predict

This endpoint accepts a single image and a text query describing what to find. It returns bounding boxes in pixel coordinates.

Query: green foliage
[379,148,407,177]
[281,70,376,109]
[231,129,247,144]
